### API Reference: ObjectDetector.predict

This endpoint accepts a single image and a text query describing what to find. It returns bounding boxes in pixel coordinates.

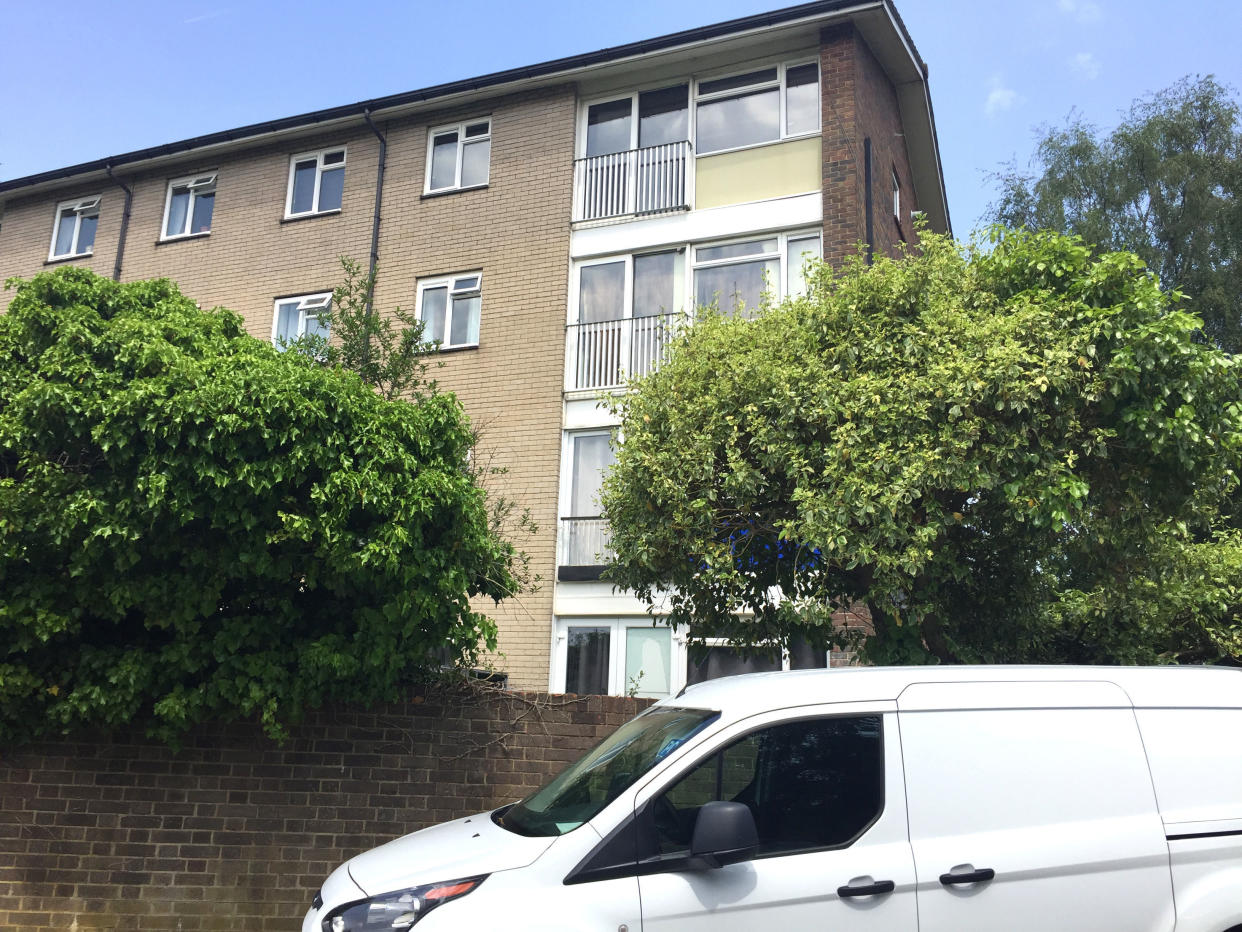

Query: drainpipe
[863,138,874,266]
[362,110,388,368]
[104,164,132,282]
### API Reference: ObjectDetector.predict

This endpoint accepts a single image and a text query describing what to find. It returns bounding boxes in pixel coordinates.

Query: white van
[303,665,1242,932]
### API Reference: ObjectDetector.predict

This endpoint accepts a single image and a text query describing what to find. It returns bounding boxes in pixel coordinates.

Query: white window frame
[892,168,902,222]
[47,196,100,261]
[424,118,492,194]
[552,617,687,698]
[284,147,346,218]
[161,172,217,240]
[270,292,332,347]
[416,272,483,348]
[689,228,822,312]
[693,60,821,157]
[559,427,617,521]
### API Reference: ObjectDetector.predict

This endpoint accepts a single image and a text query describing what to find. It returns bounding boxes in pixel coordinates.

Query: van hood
[346,809,561,897]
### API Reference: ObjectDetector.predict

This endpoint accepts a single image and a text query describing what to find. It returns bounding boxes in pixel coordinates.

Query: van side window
[653,715,883,857]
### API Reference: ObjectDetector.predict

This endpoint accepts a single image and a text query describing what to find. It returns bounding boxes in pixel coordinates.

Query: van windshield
[497,706,718,837]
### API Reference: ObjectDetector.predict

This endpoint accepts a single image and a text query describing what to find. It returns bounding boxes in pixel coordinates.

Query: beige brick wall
[0,85,577,690]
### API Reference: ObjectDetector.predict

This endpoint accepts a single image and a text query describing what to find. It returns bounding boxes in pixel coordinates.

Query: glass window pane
[785,63,820,135]
[450,294,481,346]
[578,261,625,323]
[586,98,632,157]
[696,238,778,263]
[461,138,490,187]
[633,252,676,317]
[76,213,97,254]
[430,132,459,190]
[694,258,779,315]
[166,188,190,237]
[697,88,780,154]
[420,286,448,343]
[638,85,688,148]
[304,311,330,341]
[190,191,214,234]
[686,644,782,685]
[570,433,614,517]
[788,235,821,297]
[53,209,75,256]
[291,160,317,213]
[322,150,345,165]
[699,68,778,96]
[626,627,672,699]
[465,121,489,138]
[566,626,611,695]
[318,166,344,212]
[275,302,302,344]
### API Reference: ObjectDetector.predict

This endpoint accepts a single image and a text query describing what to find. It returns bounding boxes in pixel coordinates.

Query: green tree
[990,76,1242,352]
[600,229,1242,665]
[0,267,516,745]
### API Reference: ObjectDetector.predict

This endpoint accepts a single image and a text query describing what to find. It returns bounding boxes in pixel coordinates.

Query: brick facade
[0,690,652,931]
[820,23,920,267]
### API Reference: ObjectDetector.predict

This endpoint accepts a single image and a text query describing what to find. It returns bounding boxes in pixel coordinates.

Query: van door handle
[837,878,896,898]
[939,867,995,886]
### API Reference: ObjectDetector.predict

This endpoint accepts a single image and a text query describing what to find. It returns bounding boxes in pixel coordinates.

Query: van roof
[666,664,1242,713]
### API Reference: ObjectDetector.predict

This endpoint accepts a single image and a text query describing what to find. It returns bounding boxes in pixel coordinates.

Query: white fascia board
[570,192,822,260]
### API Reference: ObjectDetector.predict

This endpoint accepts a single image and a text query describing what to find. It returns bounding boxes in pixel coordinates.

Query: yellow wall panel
[694,136,822,210]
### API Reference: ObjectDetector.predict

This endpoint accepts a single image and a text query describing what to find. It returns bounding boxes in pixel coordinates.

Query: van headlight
[321,876,487,931]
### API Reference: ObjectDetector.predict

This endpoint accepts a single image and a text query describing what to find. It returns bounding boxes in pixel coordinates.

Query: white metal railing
[560,517,614,566]
[566,312,683,391]
[572,141,692,222]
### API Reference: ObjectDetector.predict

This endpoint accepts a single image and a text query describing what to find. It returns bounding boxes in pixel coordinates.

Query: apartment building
[0,0,948,699]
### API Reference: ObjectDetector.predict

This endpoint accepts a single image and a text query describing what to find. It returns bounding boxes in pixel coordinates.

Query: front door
[636,709,918,932]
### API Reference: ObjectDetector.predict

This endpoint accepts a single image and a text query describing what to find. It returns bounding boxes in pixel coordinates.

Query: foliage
[282,256,431,401]
[0,267,517,745]
[601,228,1242,665]
[990,76,1242,352]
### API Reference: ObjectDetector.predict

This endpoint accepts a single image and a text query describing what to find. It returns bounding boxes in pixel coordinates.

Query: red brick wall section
[820,23,921,268]
[0,690,652,931]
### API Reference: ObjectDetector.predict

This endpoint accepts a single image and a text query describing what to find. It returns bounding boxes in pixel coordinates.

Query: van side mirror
[688,801,759,869]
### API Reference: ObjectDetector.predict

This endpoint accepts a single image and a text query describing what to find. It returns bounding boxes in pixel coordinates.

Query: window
[584,85,690,156]
[560,429,617,567]
[692,230,821,315]
[48,197,100,260]
[695,62,819,155]
[426,119,491,193]
[271,292,331,347]
[557,618,675,699]
[571,251,683,389]
[892,168,901,222]
[686,636,826,685]
[285,147,345,217]
[418,273,481,348]
[162,173,216,239]
[651,716,883,857]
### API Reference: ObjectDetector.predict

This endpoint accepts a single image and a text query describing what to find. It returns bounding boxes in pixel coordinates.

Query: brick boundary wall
[0,689,653,931]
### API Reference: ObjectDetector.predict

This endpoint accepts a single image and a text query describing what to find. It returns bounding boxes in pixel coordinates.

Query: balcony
[566,312,683,391]
[572,141,692,222]
[559,517,614,580]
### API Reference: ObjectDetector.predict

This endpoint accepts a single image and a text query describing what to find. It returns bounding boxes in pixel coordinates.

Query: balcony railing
[566,312,683,391]
[572,141,692,222]
[560,516,614,567]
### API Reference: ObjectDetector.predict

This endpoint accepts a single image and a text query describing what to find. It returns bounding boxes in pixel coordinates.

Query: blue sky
[2,0,1240,233]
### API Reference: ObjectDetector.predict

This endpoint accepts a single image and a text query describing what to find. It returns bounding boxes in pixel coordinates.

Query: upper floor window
[286,147,345,218]
[695,62,819,155]
[692,230,821,314]
[162,173,216,239]
[272,292,331,347]
[584,85,689,157]
[892,168,902,222]
[418,272,481,348]
[426,119,491,193]
[48,196,99,260]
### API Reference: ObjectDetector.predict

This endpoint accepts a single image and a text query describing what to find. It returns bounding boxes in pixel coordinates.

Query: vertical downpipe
[863,138,874,266]
[105,164,133,282]
[362,110,388,368]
